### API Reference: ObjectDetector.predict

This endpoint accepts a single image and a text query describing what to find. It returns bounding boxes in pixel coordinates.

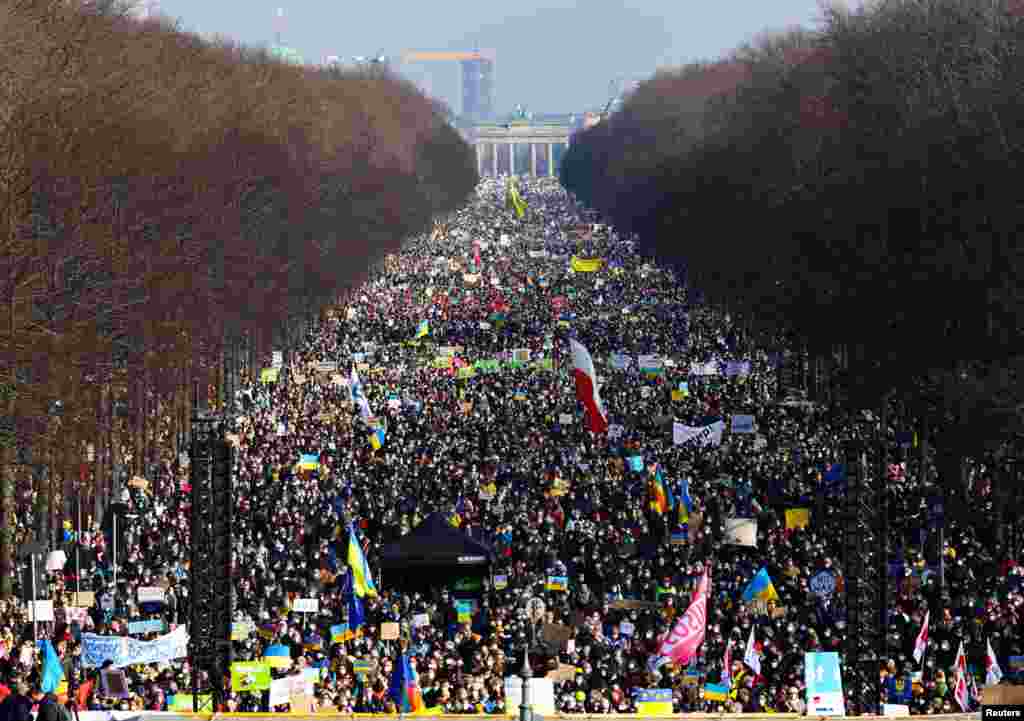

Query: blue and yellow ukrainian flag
[330,624,349,644]
[415,319,430,339]
[347,524,378,598]
[38,639,65,694]
[368,427,385,451]
[678,478,693,524]
[299,453,319,471]
[741,567,779,602]
[704,682,730,702]
[263,644,292,669]
[347,584,365,638]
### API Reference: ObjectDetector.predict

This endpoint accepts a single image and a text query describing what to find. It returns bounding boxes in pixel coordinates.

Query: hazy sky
[153,0,833,115]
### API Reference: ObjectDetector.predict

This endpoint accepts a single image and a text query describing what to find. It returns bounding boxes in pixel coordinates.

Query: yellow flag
[785,508,810,530]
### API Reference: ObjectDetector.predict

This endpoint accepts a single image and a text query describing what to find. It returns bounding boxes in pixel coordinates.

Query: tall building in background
[401,50,495,126]
[461,55,494,124]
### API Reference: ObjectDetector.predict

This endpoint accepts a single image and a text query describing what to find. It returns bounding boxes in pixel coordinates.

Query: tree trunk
[0,442,14,598]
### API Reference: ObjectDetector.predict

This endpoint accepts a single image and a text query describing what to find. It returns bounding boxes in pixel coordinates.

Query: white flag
[743,625,761,675]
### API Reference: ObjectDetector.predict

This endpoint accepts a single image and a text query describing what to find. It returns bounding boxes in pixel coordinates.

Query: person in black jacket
[0,682,32,721]
[32,688,70,721]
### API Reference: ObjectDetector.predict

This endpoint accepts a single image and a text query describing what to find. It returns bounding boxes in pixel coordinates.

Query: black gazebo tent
[378,513,496,590]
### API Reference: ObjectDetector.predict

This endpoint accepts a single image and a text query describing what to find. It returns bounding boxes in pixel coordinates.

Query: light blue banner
[127,619,165,635]
[635,689,672,703]
[805,652,845,716]
[82,627,188,669]
[805,652,842,694]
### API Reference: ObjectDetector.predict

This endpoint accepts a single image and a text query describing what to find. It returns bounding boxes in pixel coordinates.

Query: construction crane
[401,49,496,124]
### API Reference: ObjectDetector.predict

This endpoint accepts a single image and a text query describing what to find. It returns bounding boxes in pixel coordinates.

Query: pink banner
[652,569,709,669]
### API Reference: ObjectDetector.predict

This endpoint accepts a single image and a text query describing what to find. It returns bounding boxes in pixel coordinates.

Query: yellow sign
[785,508,811,530]
[570,256,604,273]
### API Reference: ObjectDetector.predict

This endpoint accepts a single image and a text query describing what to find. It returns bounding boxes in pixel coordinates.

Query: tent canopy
[379,512,496,569]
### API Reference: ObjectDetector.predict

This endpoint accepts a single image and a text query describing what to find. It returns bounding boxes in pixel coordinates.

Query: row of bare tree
[562,0,1024,513]
[0,0,478,595]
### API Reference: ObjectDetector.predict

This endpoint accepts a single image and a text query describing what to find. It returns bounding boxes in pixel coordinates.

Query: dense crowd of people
[1,177,1022,718]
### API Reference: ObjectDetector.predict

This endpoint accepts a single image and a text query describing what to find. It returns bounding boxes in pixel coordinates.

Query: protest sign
[292,598,319,613]
[724,518,757,547]
[137,586,165,604]
[29,600,54,622]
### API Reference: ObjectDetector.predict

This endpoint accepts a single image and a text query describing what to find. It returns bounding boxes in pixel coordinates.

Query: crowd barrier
[73,713,983,721]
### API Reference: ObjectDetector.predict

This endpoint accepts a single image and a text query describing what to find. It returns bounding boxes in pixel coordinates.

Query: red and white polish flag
[912,610,929,665]
[569,339,608,434]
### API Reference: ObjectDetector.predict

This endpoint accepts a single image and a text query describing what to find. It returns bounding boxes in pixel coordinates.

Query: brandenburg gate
[470,124,572,177]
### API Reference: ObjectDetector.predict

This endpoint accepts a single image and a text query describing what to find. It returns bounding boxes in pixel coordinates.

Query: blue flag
[344,572,365,636]
[38,639,65,694]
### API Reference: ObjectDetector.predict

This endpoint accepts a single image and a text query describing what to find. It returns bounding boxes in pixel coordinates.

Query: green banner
[230,661,272,692]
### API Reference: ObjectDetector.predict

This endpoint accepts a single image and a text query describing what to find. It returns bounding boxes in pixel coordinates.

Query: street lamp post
[519,637,532,721]
[520,596,544,721]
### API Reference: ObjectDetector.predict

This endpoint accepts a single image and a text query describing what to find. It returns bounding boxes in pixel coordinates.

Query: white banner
[673,420,725,448]
[271,351,283,368]
[504,678,555,716]
[137,587,165,604]
[724,518,757,547]
[690,360,720,376]
[82,625,188,669]
[637,354,662,371]
[269,677,291,707]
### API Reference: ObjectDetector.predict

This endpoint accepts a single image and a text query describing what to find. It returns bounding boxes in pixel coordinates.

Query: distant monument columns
[472,125,571,177]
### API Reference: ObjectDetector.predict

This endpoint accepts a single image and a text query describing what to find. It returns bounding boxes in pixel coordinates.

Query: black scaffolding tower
[841,437,888,714]
[188,410,234,712]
